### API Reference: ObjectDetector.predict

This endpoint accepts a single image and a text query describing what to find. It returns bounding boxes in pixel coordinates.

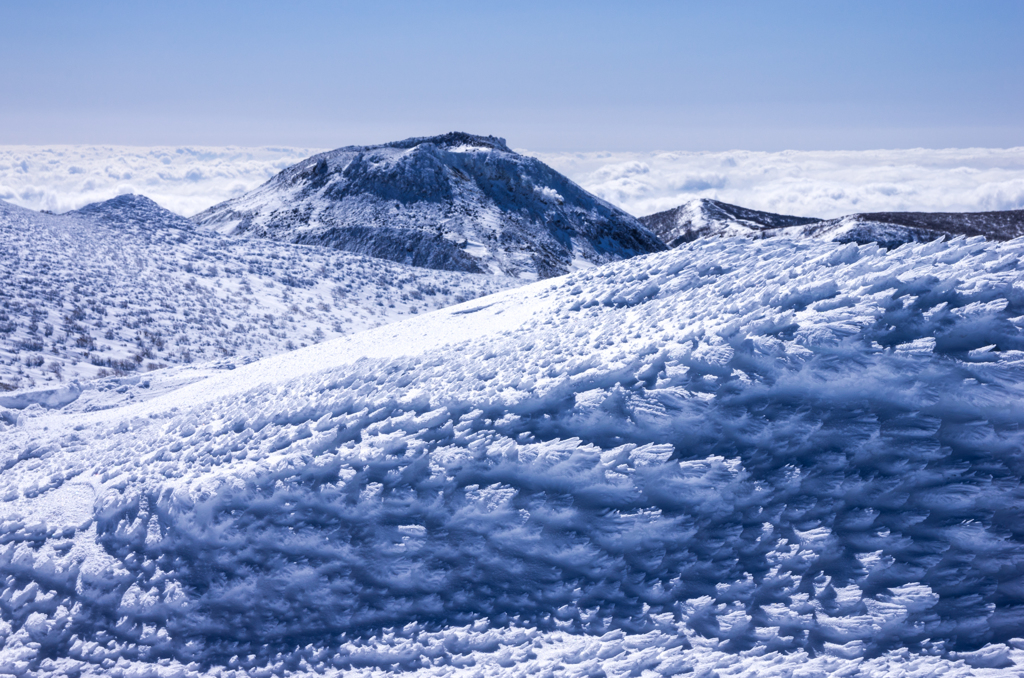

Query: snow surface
[0,197,514,390]
[2,234,1024,676]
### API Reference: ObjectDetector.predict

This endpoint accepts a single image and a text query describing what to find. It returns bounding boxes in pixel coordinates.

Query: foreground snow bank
[2,235,1024,676]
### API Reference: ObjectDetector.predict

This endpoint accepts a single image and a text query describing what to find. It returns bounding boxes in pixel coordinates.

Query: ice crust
[2,235,1024,675]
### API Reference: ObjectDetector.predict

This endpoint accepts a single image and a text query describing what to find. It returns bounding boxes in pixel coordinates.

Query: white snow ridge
[3,203,1024,673]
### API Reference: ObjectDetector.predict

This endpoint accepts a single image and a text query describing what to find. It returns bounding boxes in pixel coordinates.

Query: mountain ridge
[641,197,1024,247]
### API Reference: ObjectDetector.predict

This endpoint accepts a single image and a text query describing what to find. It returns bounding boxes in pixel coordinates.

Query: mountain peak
[384,132,510,152]
[194,135,664,278]
[640,199,818,246]
[69,193,193,231]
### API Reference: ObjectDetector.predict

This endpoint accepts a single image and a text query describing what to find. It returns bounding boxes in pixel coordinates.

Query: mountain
[786,209,1024,248]
[3,235,1023,675]
[639,198,819,246]
[0,197,513,391]
[193,132,665,278]
[640,197,1024,247]
[68,193,196,232]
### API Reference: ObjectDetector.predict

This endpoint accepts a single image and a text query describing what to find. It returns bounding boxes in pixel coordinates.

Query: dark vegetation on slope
[841,209,1024,239]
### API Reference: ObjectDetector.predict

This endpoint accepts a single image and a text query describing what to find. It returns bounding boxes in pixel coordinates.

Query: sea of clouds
[2,145,1024,219]
[0,146,322,217]
[535,147,1024,219]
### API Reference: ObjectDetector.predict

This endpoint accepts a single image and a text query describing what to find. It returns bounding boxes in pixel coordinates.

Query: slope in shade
[194,132,666,279]
[2,236,1024,676]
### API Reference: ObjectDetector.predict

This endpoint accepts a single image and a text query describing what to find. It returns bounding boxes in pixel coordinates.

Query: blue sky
[2,1,1022,150]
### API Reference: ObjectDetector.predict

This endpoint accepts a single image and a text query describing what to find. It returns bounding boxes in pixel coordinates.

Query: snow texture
[643,198,1024,249]
[0,196,513,390]
[2,234,1024,676]
[192,132,666,279]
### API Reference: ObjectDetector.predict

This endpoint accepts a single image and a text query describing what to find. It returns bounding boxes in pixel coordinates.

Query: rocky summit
[194,132,665,278]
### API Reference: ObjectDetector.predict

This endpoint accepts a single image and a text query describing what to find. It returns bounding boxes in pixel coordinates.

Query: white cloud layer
[2,145,1023,219]
[0,146,324,216]
[532,147,1024,218]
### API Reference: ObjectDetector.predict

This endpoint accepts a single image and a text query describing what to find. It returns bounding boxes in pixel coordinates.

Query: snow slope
[640,198,820,246]
[0,196,514,391]
[2,235,1023,676]
[193,133,665,279]
[641,198,1024,248]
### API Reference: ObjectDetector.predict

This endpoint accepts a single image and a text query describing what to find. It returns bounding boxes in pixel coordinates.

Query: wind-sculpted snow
[0,198,512,390]
[2,236,1024,676]
[194,133,665,279]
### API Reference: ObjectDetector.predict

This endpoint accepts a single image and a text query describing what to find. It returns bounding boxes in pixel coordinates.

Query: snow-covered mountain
[66,193,197,232]
[788,209,1024,248]
[193,132,665,278]
[641,197,1024,247]
[639,198,820,246]
[0,196,513,391]
[3,234,1023,676]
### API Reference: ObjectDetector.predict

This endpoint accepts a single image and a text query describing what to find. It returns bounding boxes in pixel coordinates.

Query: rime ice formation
[642,197,1024,248]
[193,133,665,279]
[2,234,1023,676]
[0,197,514,390]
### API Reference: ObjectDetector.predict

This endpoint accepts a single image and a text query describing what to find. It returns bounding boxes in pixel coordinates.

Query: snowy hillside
[0,196,513,391]
[641,197,1024,248]
[2,234,1023,676]
[789,209,1024,248]
[193,132,665,279]
[639,198,819,246]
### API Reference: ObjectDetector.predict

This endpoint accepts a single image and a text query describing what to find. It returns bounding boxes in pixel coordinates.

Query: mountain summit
[194,132,665,278]
[69,193,195,231]
[640,198,819,246]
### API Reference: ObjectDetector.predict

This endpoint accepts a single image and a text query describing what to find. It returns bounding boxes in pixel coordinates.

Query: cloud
[2,145,1024,219]
[529,147,1024,218]
[0,146,324,216]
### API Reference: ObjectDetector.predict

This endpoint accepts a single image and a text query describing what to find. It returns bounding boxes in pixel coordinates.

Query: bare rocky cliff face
[194,132,665,279]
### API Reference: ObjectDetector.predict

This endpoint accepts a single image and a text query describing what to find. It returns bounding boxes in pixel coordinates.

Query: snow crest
[2,235,1024,675]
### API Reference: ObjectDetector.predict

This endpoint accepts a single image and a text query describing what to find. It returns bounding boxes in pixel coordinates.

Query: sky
[2,1,1022,151]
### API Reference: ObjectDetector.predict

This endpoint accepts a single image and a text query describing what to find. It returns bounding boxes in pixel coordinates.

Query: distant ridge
[641,197,1024,247]
[194,132,665,278]
[69,194,195,232]
[639,198,818,246]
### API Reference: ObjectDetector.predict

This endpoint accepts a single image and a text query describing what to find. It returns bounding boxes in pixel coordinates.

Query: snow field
[1,235,1024,675]
[0,199,514,391]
